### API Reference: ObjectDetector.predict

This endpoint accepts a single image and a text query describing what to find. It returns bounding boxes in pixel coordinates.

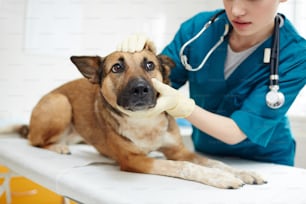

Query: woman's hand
[151,78,195,118]
[116,33,155,52]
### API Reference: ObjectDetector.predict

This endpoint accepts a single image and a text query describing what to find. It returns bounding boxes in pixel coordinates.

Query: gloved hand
[116,33,156,53]
[117,78,195,118]
[151,78,195,118]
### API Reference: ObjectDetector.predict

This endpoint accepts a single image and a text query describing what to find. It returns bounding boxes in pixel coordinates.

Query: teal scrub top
[161,10,306,166]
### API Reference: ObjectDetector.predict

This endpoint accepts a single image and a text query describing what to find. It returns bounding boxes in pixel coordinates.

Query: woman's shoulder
[190,9,222,20]
[178,9,227,38]
[281,15,306,49]
[279,14,306,68]
[181,9,224,28]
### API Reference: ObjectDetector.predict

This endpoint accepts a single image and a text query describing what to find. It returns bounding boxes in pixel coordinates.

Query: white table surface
[0,134,306,204]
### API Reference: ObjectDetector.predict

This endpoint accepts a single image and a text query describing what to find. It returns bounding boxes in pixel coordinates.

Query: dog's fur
[11,44,265,189]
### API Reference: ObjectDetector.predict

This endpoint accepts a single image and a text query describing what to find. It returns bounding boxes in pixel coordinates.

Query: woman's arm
[186,105,247,145]
[150,79,247,144]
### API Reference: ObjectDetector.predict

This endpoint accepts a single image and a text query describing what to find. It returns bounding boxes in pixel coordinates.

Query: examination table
[0,134,306,204]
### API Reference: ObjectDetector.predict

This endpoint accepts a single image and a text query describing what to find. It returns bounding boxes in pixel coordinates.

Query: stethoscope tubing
[179,10,227,72]
[270,15,281,87]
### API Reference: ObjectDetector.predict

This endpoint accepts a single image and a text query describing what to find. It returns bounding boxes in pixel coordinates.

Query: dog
[10,42,265,189]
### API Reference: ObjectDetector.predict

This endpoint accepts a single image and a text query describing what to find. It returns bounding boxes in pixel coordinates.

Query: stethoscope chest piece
[266,85,285,109]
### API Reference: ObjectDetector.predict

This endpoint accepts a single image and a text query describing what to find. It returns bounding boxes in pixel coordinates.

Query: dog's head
[70,45,175,112]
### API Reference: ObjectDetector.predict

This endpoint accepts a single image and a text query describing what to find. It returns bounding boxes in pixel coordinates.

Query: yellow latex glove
[151,78,195,118]
[117,79,195,118]
[116,34,156,53]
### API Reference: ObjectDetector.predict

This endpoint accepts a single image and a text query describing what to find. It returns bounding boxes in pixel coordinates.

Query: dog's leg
[119,153,244,189]
[161,145,266,185]
[195,157,267,185]
[28,93,72,154]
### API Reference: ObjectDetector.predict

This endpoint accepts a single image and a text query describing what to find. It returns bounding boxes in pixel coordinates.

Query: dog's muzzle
[117,77,156,111]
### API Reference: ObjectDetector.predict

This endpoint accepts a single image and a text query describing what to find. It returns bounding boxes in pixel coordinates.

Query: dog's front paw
[211,176,244,189]
[202,169,244,189]
[45,144,71,154]
[235,171,267,185]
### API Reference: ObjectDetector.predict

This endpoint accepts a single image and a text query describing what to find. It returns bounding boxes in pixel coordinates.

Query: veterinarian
[117,0,306,166]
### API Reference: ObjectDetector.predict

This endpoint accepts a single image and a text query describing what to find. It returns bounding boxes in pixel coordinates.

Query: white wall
[0,0,305,125]
[0,0,223,125]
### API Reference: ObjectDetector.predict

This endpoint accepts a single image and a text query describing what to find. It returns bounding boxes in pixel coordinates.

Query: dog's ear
[70,56,102,84]
[157,54,175,85]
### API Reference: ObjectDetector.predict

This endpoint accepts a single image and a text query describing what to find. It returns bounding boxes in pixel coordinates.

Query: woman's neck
[229,25,274,52]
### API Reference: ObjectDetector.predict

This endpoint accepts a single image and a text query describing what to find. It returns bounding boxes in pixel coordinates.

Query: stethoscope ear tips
[266,86,285,109]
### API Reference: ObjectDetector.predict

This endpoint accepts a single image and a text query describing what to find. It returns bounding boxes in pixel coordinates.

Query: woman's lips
[232,20,252,30]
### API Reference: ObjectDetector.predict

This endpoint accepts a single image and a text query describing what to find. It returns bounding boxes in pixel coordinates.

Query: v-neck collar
[225,37,273,90]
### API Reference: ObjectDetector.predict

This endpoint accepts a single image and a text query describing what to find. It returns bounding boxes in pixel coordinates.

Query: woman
[117,0,306,166]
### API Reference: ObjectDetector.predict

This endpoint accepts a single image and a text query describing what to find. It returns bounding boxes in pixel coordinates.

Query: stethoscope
[179,10,285,109]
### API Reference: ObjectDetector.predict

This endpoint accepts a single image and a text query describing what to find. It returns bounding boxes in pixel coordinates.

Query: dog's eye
[111,63,124,73]
[144,61,155,71]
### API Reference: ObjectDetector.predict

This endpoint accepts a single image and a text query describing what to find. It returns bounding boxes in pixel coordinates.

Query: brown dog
[13,44,265,189]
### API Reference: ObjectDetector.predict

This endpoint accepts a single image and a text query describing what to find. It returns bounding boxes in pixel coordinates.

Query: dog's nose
[117,77,156,111]
[132,82,149,97]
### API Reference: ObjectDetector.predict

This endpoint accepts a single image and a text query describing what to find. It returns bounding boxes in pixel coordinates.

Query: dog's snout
[117,78,156,111]
[132,82,149,97]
